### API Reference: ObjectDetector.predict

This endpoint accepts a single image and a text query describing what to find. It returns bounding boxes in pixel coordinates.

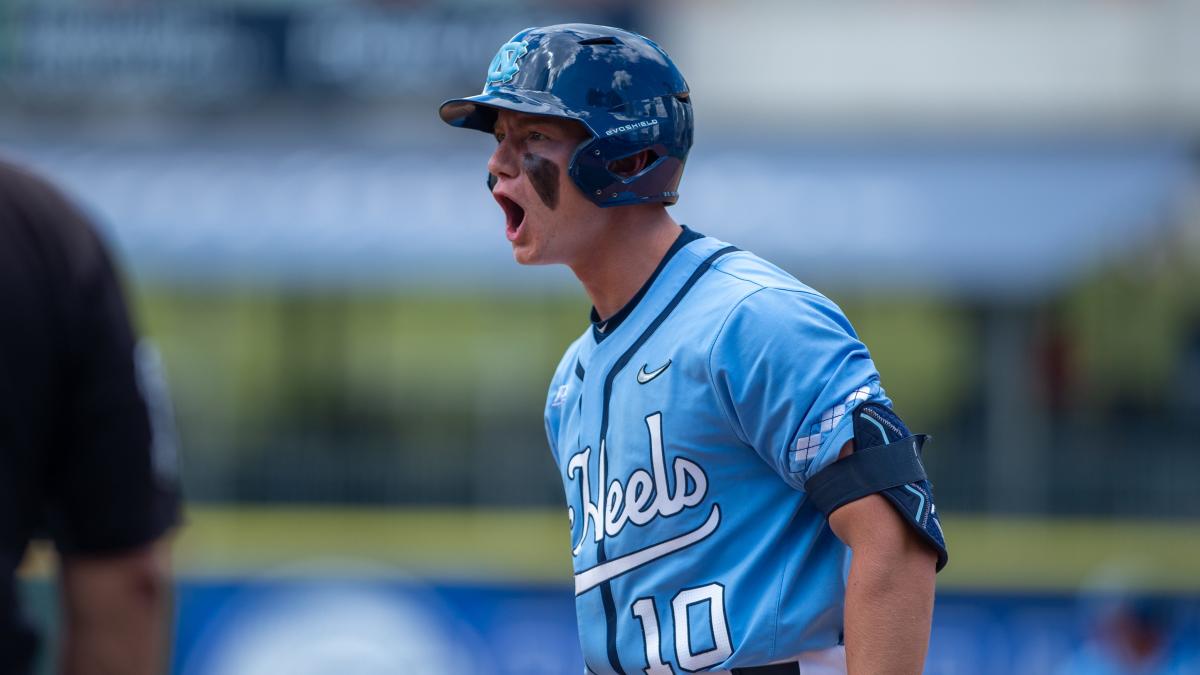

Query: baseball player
[439,24,948,675]
[0,159,180,675]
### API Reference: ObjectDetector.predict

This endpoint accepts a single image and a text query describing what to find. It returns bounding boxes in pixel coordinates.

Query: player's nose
[487,139,519,181]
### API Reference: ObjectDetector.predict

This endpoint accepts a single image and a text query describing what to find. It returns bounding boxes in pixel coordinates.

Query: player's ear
[607,150,658,179]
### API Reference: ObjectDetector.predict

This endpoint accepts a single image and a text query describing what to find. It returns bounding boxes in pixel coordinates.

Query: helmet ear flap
[568,136,605,203]
[571,134,684,207]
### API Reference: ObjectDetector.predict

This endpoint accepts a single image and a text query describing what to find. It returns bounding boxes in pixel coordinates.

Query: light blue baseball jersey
[544,229,889,674]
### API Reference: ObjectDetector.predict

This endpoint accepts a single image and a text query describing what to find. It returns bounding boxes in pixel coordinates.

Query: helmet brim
[438,89,594,135]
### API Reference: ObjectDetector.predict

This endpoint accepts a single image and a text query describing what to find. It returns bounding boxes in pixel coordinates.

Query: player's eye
[529,131,546,141]
[494,132,506,144]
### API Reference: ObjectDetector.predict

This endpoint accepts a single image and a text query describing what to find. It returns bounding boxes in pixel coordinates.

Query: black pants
[732,663,801,674]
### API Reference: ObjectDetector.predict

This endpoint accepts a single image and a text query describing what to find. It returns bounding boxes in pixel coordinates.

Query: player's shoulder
[0,158,84,230]
[707,245,820,295]
[0,157,108,279]
[0,157,57,198]
[686,239,850,332]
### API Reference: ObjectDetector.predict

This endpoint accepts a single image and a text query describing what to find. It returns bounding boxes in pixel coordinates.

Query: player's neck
[570,208,682,322]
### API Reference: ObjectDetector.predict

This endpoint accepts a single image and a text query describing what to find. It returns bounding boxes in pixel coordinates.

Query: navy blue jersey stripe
[591,226,705,343]
[596,538,621,674]
[598,246,738,438]
[593,244,738,675]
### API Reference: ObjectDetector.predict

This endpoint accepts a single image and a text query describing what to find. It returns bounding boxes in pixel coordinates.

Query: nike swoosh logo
[636,359,672,384]
[574,504,720,596]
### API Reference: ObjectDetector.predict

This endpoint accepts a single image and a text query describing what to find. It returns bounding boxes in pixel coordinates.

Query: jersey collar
[590,225,705,343]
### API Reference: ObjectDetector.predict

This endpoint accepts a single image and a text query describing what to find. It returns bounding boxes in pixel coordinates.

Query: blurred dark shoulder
[0,158,112,293]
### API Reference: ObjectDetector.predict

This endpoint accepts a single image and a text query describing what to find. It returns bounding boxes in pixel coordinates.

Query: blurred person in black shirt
[0,159,181,674]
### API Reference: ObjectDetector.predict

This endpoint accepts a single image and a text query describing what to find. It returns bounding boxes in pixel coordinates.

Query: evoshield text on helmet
[438,23,693,208]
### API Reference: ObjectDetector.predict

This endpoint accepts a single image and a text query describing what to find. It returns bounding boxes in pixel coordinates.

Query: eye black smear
[523,153,559,209]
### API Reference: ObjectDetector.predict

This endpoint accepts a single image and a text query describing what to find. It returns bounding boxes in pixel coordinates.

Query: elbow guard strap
[804,403,949,572]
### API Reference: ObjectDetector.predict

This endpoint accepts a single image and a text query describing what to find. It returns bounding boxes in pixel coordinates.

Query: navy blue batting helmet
[438,23,693,207]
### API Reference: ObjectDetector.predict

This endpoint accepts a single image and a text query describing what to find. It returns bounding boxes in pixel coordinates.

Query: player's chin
[511,244,546,266]
[511,236,561,266]
[509,223,547,265]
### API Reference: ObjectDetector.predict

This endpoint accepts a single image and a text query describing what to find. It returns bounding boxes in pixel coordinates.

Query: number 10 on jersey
[630,583,733,673]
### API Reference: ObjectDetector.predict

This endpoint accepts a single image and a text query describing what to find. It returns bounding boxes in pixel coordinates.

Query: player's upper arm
[40,192,180,556]
[808,404,949,571]
[59,538,174,675]
[60,538,172,611]
[826,468,933,568]
[707,286,885,490]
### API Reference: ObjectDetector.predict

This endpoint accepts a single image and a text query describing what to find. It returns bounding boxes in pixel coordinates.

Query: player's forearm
[842,534,936,675]
[59,541,173,675]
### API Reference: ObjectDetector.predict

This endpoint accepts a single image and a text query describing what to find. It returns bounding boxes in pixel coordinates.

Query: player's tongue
[497,194,526,237]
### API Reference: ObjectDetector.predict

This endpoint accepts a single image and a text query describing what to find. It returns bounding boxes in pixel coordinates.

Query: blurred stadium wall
[4,1,1199,673]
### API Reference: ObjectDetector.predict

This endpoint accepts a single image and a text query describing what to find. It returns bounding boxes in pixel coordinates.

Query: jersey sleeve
[38,188,181,556]
[707,287,888,491]
[544,336,584,467]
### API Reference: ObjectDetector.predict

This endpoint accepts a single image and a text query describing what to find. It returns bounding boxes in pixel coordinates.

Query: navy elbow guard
[804,402,948,572]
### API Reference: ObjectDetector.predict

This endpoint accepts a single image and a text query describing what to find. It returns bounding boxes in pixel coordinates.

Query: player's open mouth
[495,193,527,241]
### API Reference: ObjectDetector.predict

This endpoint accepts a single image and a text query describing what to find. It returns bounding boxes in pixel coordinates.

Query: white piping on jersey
[574,503,720,596]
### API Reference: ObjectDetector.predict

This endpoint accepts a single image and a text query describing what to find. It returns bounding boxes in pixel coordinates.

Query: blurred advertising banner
[174,579,582,675]
[0,3,633,107]
[168,578,1200,675]
[5,1,1199,133]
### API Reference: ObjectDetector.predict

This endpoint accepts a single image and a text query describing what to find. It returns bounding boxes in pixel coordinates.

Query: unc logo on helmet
[439,24,694,208]
[486,41,528,86]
